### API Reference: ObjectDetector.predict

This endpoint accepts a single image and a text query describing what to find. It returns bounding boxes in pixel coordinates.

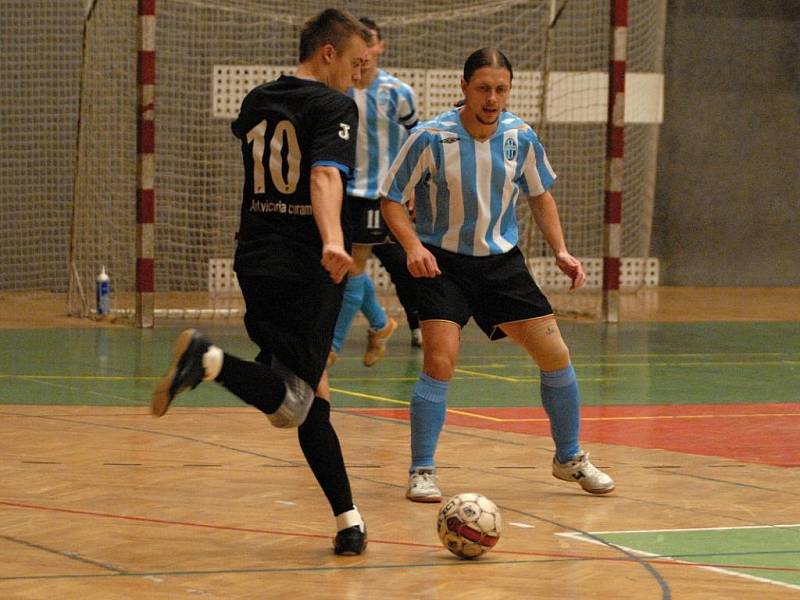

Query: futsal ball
[437,492,501,558]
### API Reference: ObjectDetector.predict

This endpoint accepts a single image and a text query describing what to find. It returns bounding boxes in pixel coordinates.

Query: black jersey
[231,75,358,279]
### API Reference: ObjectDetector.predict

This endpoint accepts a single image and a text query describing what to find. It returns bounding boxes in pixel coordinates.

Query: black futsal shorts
[417,244,553,341]
[347,195,393,245]
[237,275,344,389]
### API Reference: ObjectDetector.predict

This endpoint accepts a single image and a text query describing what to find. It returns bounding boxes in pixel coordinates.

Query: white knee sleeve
[267,356,315,428]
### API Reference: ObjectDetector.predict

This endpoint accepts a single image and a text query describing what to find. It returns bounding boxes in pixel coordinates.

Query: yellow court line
[330,387,507,422]
[600,361,796,368]
[446,412,800,424]
[574,360,800,368]
[453,368,521,382]
[330,387,409,407]
[331,377,420,382]
[0,374,156,381]
[446,408,508,422]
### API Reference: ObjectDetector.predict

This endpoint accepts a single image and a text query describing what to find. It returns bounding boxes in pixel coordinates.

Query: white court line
[557,526,800,592]
[557,524,800,535]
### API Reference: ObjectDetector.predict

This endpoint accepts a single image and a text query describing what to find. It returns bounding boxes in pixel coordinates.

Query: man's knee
[424,352,456,381]
[298,397,330,434]
[521,317,571,372]
[267,357,315,428]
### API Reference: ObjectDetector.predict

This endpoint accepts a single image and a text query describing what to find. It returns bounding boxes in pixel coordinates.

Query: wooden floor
[1,288,798,599]
[1,405,797,599]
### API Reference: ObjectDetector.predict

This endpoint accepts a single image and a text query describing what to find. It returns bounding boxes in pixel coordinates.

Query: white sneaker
[552,452,615,494]
[406,468,442,503]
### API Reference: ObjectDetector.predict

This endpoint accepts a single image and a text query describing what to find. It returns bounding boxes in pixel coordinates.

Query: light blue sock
[540,364,581,463]
[360,273,387,331]
[331,275,365,352]
[409,372,449,472]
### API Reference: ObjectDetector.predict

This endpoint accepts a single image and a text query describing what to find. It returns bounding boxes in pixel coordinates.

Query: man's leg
[351,244,397,367]
[299,370,366,554]
[406,320,460,502]
[331,245,372,355]
[152,277,368,554]
[151,329,286,417]
[501,316,615,494]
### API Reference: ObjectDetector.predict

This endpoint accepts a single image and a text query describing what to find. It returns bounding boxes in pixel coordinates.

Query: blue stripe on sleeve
[532,136,555,191]
[382,131,427,202]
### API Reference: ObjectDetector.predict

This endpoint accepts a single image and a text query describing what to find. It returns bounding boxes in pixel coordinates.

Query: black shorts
[347,195,393,245]
[417,245,553,341]
[237,275,344,389]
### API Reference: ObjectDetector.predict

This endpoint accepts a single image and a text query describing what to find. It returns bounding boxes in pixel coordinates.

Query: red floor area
[351,403,800,467]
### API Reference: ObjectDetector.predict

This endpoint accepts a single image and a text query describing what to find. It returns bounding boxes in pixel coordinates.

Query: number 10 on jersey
[246,119,301,195]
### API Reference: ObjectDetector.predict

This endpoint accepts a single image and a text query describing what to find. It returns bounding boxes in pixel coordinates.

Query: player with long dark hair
[381,48,615,502]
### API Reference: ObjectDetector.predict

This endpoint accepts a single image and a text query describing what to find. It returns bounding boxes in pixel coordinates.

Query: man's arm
[380,198,440,278]
[311,165,353,283]
[527,190,586,290]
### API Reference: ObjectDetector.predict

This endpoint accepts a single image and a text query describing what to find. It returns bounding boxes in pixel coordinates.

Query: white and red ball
[437,492,501,558]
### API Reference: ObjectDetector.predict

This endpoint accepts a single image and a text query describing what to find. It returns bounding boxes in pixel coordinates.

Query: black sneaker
[333,524,367,556]
[151,329,211,417]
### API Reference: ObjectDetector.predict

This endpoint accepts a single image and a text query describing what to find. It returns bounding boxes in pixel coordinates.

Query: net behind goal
[67,0,665,322]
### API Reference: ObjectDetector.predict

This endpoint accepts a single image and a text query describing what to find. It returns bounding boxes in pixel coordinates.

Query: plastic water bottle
[96,266,110,316]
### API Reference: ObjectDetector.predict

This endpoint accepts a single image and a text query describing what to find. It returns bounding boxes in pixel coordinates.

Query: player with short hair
[327,17,421,369]
[381,48,615,502]
[151,8,370,555]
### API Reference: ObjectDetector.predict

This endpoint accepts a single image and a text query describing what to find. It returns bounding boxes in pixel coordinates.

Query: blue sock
[409,372,449,472]
[540,364,581,463]
[359,274,387,331]
[332,275,365,352]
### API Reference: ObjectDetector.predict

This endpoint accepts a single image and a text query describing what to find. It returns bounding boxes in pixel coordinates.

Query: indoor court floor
[0,289,798,599]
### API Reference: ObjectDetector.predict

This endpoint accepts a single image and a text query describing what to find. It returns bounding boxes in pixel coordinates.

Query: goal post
[65,0,665,324]
[603,0,628,323]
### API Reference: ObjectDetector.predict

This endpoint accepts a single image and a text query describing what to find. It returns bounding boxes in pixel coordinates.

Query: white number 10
[246,119,301,195]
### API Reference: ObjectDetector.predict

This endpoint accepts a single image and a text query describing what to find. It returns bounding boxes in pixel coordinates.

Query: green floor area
[0,321,798,409]
[574,525,800,588]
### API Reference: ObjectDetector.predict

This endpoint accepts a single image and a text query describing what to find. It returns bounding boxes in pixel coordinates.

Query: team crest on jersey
[504,138,518,161]
[377,87,391,109]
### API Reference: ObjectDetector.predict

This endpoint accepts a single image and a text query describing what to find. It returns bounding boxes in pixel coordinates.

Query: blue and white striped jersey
[380,108,556,256]
[347,69,418,200]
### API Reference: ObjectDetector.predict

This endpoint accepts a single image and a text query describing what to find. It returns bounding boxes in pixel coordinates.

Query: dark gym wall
[653,0,800,285]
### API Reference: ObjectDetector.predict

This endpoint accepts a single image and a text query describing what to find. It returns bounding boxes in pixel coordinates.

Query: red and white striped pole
[602,0,627,323]
[136,0,155,327]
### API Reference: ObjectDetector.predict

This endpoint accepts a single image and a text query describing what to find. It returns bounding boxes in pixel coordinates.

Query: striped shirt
[347,69,418,200]
[380,108,556,256]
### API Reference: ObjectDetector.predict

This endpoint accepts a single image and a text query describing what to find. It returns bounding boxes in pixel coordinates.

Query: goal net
[64,0,665,321]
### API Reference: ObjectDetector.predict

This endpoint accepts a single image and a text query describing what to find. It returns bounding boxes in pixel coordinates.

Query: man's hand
[555,251,586,290]
[321,243,353,283]
[406,243,441,278]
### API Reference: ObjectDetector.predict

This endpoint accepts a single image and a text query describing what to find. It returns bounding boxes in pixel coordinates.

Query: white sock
[336,507,364,533]
[202,345,224,381]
